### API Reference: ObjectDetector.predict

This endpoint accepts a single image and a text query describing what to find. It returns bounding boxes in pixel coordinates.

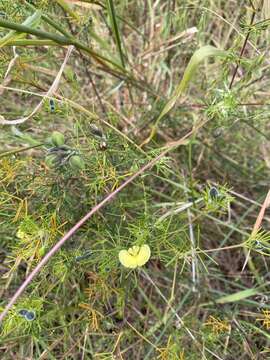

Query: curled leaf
[142,45,226,146]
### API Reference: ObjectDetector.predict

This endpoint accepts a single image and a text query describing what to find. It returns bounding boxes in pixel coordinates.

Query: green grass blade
[0,17,70,45]
[0,18,125,72]
[4,39,58,46]
[0,10,42,47]
[11,127,41,147]
[215,287,260,304]
[143,45,226,145]
[55,0,80,22]
[157,45,226,123]
[106,0,126,68]
[244,322,270,341]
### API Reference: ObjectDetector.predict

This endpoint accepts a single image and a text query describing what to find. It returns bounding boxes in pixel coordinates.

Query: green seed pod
[69,155,85,170]
[51,131,65,146]
[38,245,46,257]
[45,154,57,168]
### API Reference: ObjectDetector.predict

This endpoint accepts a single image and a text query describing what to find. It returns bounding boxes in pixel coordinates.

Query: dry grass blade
[0,45,74,125]
[242,189,270,271]
[251,190,270,236]
[3,46,18,79]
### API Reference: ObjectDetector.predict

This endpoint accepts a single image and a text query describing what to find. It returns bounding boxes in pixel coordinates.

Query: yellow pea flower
[16,229,30,242]
[118,245,151,269]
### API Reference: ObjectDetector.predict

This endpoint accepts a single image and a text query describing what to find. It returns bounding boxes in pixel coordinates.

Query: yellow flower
[118,245,151,269]
[257,309,270,329]
[16,229,25,239]
[16,229,30,241]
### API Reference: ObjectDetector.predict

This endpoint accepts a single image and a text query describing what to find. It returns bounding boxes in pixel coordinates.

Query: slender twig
[0,143,43,159]
[242,190,270,272]
[229,4,258,88]
[4,46,18,78]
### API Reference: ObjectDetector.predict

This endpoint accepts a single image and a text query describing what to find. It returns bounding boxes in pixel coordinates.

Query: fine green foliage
[1,0,270,359]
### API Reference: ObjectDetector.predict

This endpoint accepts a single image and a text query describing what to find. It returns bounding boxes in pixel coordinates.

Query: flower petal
[136,245,151,266]
[128,245,140,256]
[119,250,138,269]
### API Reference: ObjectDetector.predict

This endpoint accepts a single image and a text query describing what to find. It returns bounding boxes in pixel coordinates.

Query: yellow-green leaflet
[0,10,42,48]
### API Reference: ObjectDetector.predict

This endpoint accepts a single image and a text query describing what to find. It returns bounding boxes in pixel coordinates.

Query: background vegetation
[1,0,270,358]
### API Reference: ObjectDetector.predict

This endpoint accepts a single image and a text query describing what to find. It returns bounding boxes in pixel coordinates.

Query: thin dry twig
[251,190,270,236]
[242,189,270,271]
[4,46,19,79]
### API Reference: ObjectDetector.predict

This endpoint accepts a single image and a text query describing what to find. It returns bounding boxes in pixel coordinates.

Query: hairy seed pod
[38,246,46,257]
[69,155,85,170]
[45,154,57,168]
[51,131,65,147]
[90,124,103,138]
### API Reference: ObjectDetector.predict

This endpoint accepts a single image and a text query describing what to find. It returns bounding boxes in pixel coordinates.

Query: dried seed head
[209,187,219,199]
[49,99,55,112]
